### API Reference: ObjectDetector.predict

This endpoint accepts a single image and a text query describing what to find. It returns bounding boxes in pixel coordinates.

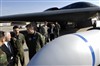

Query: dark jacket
[1,43,15,66]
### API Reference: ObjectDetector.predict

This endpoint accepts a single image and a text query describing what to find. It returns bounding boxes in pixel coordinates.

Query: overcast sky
[0,0,100,16]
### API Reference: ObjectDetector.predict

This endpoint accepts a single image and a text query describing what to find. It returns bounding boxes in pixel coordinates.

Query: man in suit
[0,31,8,66]
[1,32,15,66]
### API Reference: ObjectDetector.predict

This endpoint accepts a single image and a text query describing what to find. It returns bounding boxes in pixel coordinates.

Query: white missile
[27,30,100,66]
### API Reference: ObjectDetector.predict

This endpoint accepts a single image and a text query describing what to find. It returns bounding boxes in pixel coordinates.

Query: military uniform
[0,48,8,66]
[11,33,25,66]
[25,32,45,60]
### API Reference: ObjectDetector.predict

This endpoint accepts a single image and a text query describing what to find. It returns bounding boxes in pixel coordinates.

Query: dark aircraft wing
[0,2,100,22]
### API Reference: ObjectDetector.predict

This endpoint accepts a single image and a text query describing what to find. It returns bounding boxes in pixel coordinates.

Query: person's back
[54,22,60,37]
[93,21,96,28]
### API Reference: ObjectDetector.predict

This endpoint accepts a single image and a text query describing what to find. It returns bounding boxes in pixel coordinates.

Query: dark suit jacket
[1,42,14,66]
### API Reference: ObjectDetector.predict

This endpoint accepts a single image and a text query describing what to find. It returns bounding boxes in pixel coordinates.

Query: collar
[4,42,9,47]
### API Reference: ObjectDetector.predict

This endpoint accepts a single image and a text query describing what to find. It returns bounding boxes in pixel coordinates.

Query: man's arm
[0,49,8,66]
[38,33,45,48]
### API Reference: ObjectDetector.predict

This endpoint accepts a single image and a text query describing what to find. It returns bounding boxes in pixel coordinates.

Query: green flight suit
[11,33,25,66]
[25,32,45,60]
[0,48,8,66]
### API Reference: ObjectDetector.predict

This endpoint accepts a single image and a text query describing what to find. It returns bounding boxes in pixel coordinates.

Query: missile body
[28,30,100,66]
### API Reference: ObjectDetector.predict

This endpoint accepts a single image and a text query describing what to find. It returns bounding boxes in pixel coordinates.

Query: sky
[0,0,100,16]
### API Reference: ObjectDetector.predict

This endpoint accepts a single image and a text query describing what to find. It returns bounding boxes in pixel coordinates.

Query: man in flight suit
[25,24,45,60]
[11,26,25,66]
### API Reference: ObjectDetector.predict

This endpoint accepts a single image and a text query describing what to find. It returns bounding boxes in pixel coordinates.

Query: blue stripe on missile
[74,34,95,66]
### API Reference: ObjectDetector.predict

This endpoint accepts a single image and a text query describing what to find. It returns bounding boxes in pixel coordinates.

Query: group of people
[0,23,45,66]
[38,22,61,42]
[0,21,61,66]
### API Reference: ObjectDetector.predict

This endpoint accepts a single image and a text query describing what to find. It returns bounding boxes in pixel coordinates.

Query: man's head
[44,21,48,25]
[26,24,35,34]
[4,32,11,42]
[55,22,58,24]
[13,25,20,35]
[0,31,5,45]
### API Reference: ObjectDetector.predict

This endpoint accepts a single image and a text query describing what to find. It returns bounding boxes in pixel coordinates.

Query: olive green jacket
[0,48,8,66]
[11,33,25,51]
[25,32,45,52]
